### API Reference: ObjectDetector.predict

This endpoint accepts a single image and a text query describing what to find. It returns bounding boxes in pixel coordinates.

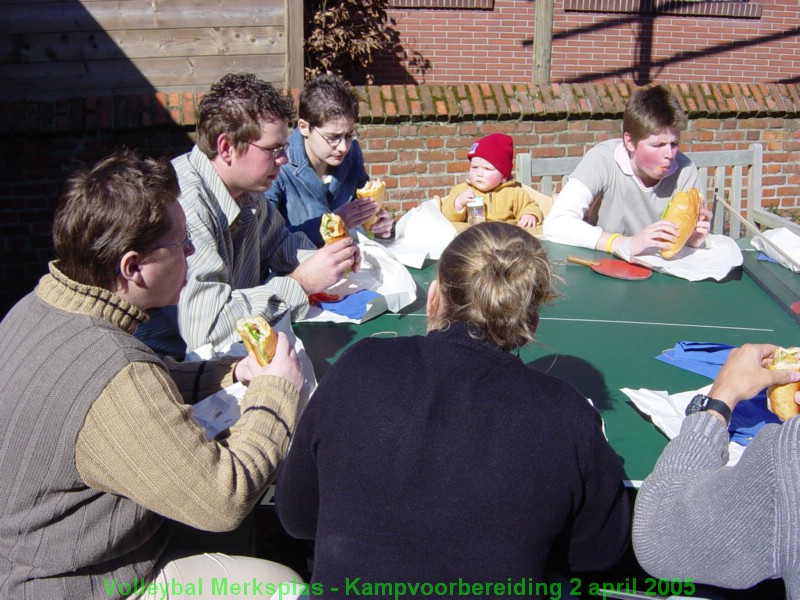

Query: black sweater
[276,322,630,598]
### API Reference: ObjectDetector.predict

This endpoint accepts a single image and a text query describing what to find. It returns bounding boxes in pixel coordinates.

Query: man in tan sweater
[0,149,306,599]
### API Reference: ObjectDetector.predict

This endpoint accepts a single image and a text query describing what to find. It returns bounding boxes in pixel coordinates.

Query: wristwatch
[685,394,732,425]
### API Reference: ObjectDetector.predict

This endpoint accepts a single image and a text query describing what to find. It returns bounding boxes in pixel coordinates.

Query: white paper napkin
[379,199,456,268]
[621,385,745,466]
[632,234,743,281]
[751,227,800,273]
[299,233,418,324]
[188,312,317,438]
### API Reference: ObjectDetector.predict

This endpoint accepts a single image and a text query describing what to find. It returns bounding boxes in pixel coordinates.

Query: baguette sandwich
[236,316,277,367]
[356,179,386,234]
[661,187,701,259]
[766,346,800,422]
[320,212,349,246]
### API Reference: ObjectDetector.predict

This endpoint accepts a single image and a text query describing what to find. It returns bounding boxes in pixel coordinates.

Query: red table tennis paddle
[567,255,653,280]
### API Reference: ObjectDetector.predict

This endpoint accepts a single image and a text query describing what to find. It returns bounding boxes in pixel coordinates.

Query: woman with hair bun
[276,222,630,596]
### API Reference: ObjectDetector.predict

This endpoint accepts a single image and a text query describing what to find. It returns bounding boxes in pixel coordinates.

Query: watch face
[685,394,707,416]
[684,394,732,424]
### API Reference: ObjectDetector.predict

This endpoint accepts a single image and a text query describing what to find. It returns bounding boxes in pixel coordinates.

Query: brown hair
[299,73,359,128]
[196,72,296,158]
[622,85,688,144]
[53,148,180,289]
[429,222,559,351]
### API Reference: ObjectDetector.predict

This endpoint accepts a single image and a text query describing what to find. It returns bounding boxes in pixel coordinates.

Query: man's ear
[216,133,235,162]
[117,251,145,286]
[622,131,636,154]
[297,119,311,138]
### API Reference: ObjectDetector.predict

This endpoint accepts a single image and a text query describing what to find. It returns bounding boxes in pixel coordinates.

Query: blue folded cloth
[729,391,773,445]
[656,341,782,445]
[655,341,733,379]
[320,289,381,320]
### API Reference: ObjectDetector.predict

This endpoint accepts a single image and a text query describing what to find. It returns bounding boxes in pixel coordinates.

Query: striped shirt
[136,146,314,355]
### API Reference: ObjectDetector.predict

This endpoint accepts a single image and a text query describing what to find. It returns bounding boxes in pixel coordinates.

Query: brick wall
[372,0,798,85]
[2,81,799,314]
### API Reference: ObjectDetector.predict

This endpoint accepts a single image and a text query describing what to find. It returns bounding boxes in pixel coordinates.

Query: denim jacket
[266,128,369,246]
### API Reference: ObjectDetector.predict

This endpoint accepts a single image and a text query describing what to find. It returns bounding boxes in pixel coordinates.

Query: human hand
[289,237,358,294]
[454,189,475,212]
[233,333,302,391]
[369,209,394,238]
[626,221,679,256]
[335,197,378,229]
[709,344,800,409]
[518,214,538,228]
[686,207,713,249]
[234,352,263,386]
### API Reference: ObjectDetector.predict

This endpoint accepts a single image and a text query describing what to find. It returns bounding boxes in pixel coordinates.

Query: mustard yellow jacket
[441,179,544,225]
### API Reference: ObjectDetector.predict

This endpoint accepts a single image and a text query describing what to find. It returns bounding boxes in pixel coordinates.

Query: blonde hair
[428,222,559,351]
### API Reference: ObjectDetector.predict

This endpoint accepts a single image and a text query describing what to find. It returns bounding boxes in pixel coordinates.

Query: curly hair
[428,222,560,351]
[196,72,296,158]
[623,85,688,144]
[53,148,180,289]
[299,73,359,127]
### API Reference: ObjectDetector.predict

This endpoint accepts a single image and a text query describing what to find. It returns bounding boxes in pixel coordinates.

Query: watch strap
[686,394,732,425]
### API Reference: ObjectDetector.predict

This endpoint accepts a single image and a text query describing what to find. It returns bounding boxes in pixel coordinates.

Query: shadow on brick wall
[0,1,194,316]
[550,12,800,85]
[365,20,433,85]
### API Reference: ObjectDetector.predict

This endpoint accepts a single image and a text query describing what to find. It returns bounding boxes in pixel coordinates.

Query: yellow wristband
[606,233,621,254]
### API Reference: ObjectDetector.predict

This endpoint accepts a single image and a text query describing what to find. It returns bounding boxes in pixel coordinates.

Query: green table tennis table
[295,240,799,485]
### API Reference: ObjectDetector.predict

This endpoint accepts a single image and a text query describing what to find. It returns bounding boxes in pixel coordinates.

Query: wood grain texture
[2,0,293,100]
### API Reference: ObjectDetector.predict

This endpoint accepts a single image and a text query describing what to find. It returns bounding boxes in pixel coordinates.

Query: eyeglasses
[154,232,194,252]
[247,141,289,158]
[312,128,359,148]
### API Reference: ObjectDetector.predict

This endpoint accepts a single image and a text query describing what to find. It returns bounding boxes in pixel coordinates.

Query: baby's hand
[518,214,538,228]
[454,190,475,212]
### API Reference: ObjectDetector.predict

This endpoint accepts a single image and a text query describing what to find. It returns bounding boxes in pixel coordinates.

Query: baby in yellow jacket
[441,133,543,232]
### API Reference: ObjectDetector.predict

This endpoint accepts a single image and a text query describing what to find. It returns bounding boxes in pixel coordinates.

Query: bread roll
[320,212,348,246]
[356,179,386,233]
[236,316,277,366]
[661,188,701,259]
[766,346,800,422]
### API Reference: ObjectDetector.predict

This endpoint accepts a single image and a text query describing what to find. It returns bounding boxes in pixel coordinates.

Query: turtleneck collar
[36,262,149,335]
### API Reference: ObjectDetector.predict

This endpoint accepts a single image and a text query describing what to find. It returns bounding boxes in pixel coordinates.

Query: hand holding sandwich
[608,206,711,258]
[289,237,360,294]
[348,179,393,238]
[336,197,379,230]
[684,206,712,249]
[705,344,800,425]
[235,331,303,391]
[365,208,393,238]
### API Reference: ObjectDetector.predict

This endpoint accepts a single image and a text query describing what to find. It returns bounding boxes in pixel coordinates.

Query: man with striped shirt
[137,73,359,357]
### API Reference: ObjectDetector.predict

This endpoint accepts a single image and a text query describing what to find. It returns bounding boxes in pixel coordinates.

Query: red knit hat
[467,133,514,180]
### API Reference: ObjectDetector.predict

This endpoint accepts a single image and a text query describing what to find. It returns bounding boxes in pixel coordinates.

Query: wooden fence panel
[2,0,293,101]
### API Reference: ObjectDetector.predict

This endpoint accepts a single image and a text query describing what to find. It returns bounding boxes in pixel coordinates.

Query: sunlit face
[300,116,357,170]
[624,126,681,188]
[467,156,506,193]
[227,118,289,197]
[141,201,195,309]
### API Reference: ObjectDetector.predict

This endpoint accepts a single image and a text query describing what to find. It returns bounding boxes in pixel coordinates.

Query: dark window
[389,0,494,9]
[564,1,761,19]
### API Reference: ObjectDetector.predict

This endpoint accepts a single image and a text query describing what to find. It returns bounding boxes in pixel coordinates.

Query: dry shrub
[304,0,390,84]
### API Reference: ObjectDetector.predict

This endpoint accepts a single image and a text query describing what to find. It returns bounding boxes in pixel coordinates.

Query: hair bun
[432,222,559,351]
